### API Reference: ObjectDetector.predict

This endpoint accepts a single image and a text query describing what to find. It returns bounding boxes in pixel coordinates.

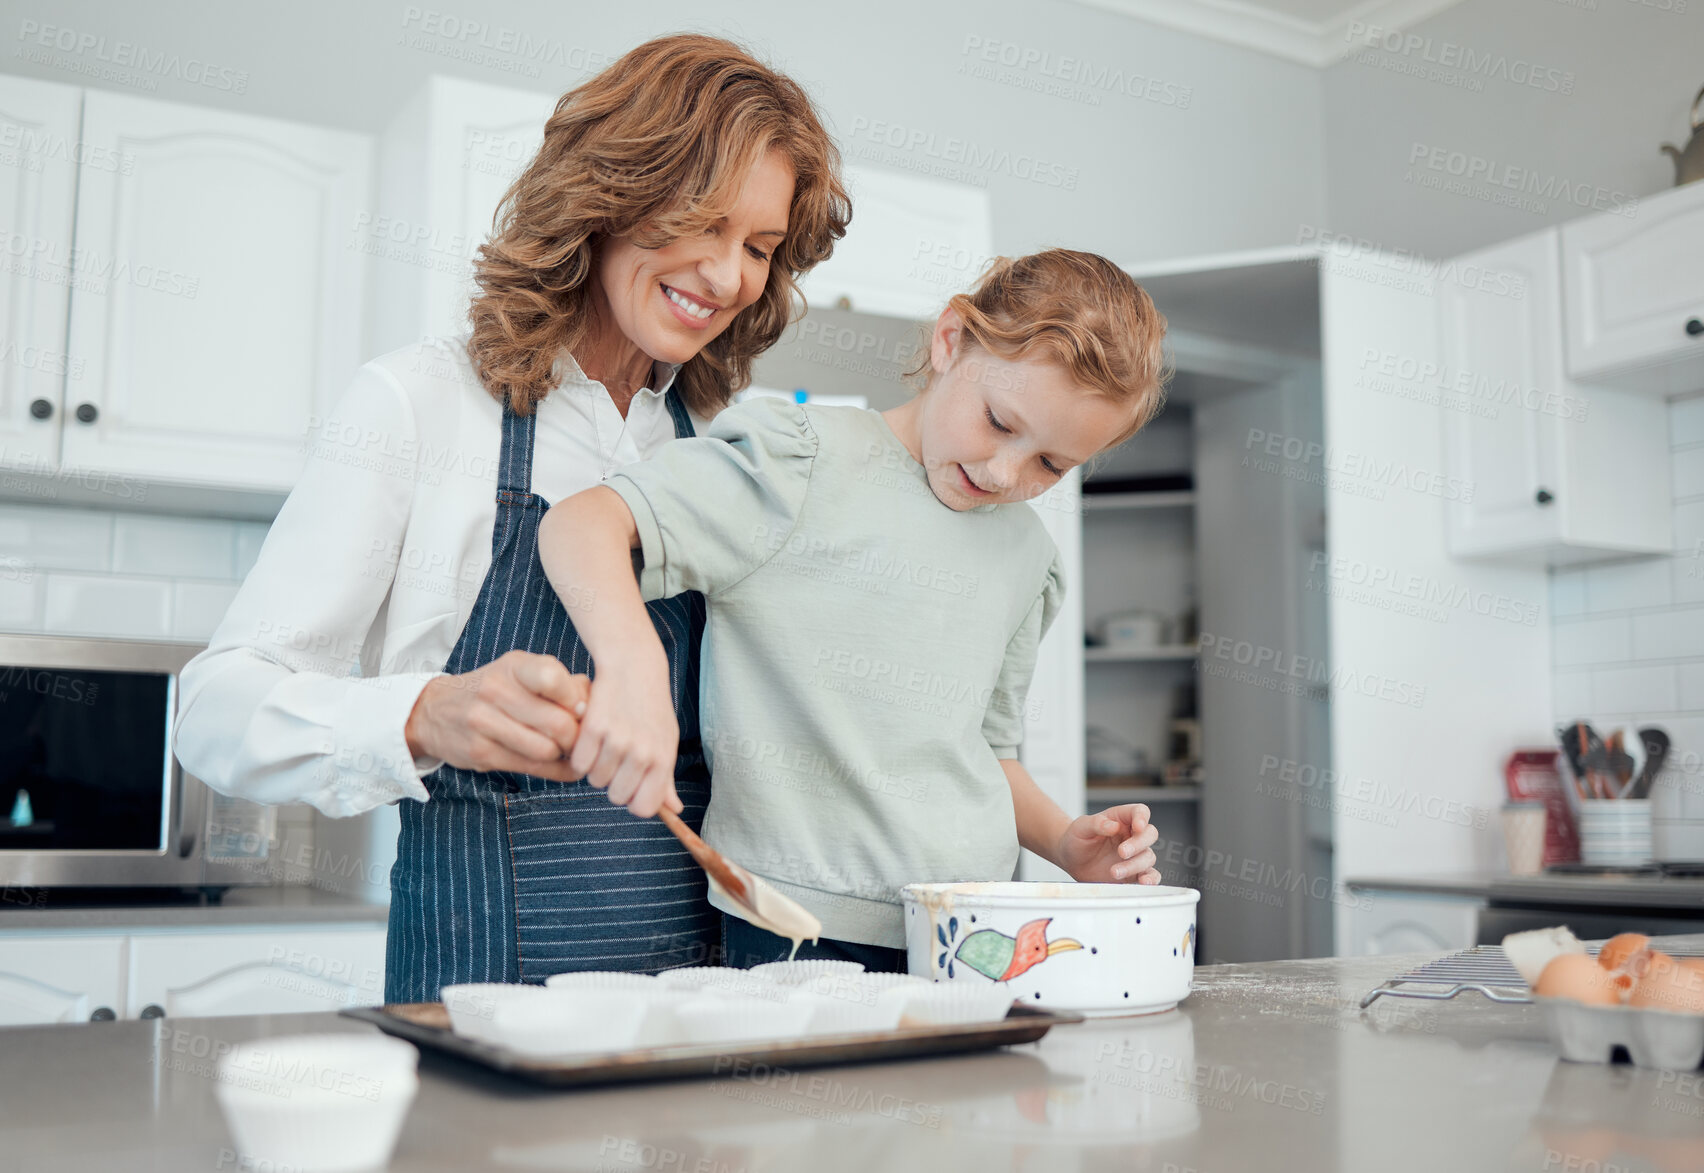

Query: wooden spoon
[658,806,752,907]
[656,807,821,946]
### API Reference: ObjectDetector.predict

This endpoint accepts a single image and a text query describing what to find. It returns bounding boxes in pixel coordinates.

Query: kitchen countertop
[1347,871,1704,909]
[3,950,1697,1173]
[0,886,390,930]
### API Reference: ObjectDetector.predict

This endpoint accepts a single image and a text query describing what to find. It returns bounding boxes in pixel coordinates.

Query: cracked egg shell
[1534,954,1623,1005]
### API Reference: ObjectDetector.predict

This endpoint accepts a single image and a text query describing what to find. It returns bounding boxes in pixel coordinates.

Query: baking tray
[339,1001,1082,1088]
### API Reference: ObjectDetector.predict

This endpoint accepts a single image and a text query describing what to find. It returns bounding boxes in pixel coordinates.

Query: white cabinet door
[128,926,386,1018]
[1562,180,1704,394]
[1017,471,1084,882]
[369,76,555,355]
[1346,894,1482,956]
[0,934,126,1024]
[1440,229,1670,564]
[63,91,370,491]
[798,164,993,321]
[0,75,81,469]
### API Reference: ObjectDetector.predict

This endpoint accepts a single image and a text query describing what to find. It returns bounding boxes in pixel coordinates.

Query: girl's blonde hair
[912,249,1170,447]
[466,33,851,418]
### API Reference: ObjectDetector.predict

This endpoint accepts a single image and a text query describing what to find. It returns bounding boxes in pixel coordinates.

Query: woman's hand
[404,650,589,782]
[1057,804,1162,884]
[566,649,681,818]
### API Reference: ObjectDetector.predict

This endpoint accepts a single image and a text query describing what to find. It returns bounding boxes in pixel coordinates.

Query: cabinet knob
[74,402,98,424]
[1535,488,1555,506]
[88,1007,116,1022]
[1688,318,1704,338]
[139,1003,166,1019]
[28,398,53,420]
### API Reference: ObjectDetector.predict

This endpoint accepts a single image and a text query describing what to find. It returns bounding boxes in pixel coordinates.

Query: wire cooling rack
[1360,942,1704,1009]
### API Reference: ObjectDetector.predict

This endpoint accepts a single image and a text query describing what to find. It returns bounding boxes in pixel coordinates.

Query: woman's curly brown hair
[466,34,851,418]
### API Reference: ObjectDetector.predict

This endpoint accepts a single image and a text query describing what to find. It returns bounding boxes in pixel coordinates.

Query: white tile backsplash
[113,515,236,579]
[1591,664,1678,715]
[0,571,42,629]
[1632,606,1704,662]
[234,522,269,579]
[0,504,272,642]
[1549,568,1587,619]
[1554,393,1704,864]
[1674,446,1704,501]
[173,579,241,641]
[44,573,173,639]
[1552,614,1631,667]
[1585,558,1672,612]
[0,504,112,571]
[1672,396,1704,449]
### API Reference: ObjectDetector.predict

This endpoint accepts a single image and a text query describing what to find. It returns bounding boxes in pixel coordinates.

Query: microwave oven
[0,634,276,893]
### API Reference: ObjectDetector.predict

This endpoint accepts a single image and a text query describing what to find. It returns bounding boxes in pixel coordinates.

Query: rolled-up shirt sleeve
[173,362,441,818]
[605,396,818,601]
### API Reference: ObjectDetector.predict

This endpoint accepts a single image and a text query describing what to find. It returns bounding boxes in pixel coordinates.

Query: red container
[1505,750,1581,866]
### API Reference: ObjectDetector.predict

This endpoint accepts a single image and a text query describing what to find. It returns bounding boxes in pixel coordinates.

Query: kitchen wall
[0,0,1326,265]
[1322,0,1699,260]
[1551,392,1704,849]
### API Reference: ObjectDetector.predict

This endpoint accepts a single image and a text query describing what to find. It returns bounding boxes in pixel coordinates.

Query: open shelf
[1084,785,1202,806]
[1082,491,1196,512]
[1084,644,1198,663]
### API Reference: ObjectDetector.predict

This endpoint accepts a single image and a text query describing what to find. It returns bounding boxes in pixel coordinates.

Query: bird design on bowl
[938,916,1084,982]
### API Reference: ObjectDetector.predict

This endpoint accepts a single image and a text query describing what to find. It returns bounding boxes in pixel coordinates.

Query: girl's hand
[566,650,681,819]
[404,650,589,781]
[1057,804,1161,884]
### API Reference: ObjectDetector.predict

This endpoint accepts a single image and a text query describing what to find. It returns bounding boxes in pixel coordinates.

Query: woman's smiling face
[909,309,1135,511]
[593,148,795,367]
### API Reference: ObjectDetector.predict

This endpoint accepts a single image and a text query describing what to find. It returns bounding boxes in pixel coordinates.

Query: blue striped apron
[384,389,715,1002]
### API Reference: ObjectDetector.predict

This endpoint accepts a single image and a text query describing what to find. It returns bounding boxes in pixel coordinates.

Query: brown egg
[1596,932,1650,972]
[1534,953,1623,1005]
[1627,954,1704,1014]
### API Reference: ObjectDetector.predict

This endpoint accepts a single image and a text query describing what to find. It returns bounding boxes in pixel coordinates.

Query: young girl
[539,250,1169,971]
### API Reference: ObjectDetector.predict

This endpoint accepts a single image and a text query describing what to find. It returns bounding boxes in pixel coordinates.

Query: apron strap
[498,379,696,503]
[664,385,696,439]
[496,398,537,502]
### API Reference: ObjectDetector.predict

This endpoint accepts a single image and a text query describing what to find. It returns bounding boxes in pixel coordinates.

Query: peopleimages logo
[1344,22,1574,94]
[15,20,249,93]
[1408,142,1638,218]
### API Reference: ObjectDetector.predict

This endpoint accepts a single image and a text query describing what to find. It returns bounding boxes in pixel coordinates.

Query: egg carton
[1536,996,1704,1070]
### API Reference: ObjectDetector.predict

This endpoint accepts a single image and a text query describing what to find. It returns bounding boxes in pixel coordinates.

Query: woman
[173,34,850,1001]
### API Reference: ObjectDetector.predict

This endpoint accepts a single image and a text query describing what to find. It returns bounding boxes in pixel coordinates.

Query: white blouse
[173,334,705,817]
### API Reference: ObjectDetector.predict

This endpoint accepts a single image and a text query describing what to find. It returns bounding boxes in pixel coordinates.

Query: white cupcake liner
[441,983,549,1043]
[885,983,1016,1026]
[673,995,815,1045]
[783,988,907,1036]
[543,971,663,993]
[658,967,786,1001]
[214,1034,419,1173]
[484,990,650,1057]
[750,960,866,986]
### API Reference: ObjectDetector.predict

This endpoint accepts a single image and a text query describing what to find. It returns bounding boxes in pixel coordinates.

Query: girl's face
[593,148,795,366]
[906,308,1135,512]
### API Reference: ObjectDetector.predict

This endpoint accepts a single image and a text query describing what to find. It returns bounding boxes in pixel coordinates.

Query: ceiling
[1070,0,1470,67]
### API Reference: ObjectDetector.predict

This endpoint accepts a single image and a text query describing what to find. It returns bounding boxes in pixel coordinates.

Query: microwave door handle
[173,766,205,859]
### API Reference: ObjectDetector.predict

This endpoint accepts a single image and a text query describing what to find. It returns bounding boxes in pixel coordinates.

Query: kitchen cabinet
[127,925,385,1018]
[368,75,556,355]
[0,75,81,469]
[798,164,993,321]
[1438,229,1671,565]
[62,90,369,492]
[0,933,126,1024]
[1562,179,1704,395]
[1346,893,1483,956]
